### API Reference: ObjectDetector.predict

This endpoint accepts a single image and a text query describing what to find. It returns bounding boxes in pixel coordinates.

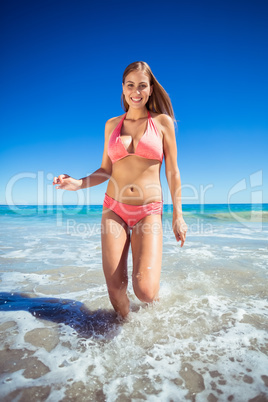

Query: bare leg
[101,207,131,318]
[131,214,163,303]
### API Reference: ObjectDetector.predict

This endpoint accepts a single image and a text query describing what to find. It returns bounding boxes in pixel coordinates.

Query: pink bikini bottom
[103,193,163,229]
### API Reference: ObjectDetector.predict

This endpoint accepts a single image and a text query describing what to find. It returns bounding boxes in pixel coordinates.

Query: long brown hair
[121,61,175,121]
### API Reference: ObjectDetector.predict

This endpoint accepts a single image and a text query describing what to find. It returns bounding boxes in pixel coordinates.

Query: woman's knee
[133,278,159,303]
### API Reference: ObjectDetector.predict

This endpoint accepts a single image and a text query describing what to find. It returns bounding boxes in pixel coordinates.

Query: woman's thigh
[131,214,163,300]
[101,207,130,289]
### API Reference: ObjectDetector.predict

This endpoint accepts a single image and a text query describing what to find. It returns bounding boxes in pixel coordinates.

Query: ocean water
[0,203,267,402]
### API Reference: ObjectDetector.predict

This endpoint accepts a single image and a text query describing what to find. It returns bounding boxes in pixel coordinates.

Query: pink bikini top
[108,110,163,164]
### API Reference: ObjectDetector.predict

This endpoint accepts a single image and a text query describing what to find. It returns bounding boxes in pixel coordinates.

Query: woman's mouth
[131,97,142,103]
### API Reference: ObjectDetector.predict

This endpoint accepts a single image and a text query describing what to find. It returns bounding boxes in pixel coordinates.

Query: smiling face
[122,70,153,110]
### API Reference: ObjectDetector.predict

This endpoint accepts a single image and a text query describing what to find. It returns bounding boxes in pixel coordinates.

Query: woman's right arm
[53,119,113,191]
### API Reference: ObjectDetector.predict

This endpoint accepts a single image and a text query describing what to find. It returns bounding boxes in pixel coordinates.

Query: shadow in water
[0,292,120,339]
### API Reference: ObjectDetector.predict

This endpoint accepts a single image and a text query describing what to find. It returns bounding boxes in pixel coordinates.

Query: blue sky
[1,0,267,205]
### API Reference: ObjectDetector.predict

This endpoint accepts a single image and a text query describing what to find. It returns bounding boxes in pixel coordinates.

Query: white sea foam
[0,214,268,400]
[1,280,267,401]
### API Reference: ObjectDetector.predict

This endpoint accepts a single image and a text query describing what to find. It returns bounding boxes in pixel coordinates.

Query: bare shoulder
[105,114,125,136]
[150,112,174,136]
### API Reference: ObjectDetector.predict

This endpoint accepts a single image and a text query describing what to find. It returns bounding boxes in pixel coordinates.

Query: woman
[53,61,187,318]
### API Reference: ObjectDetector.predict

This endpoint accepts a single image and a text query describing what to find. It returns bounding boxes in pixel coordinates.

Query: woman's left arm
[161,115,188,247]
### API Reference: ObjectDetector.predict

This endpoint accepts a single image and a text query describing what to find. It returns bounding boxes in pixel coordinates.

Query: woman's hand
[53,174,82,191]
[172,215,188,247]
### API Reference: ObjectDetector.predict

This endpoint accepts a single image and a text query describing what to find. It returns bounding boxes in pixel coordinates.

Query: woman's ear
[150,84,153,96]
[122,82,124,95]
